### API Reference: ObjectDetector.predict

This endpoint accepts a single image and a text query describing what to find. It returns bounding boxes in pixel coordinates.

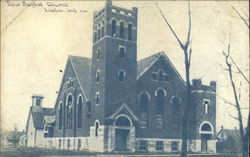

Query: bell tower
[91,1,138,124]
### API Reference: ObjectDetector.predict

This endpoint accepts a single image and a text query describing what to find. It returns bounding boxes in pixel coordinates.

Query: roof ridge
[43,107,53,109]
[138,51,163,62]
[69,55,91,59]
[69,57,89,101]
[137,51,166,80]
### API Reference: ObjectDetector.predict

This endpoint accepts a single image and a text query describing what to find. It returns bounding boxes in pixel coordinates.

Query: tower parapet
[190,79,217,143]
[191,79,216,93]
[93,0,137,20]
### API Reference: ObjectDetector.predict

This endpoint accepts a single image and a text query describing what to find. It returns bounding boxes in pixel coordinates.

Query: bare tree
[232,6,249,28]
[155,2,192,157]
[230,5,249,157]
[230,5,249,84]
[223,42,247,157]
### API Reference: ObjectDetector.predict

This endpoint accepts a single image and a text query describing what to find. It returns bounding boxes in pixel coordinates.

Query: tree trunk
[181,50,191,157]
[226,59,246,157]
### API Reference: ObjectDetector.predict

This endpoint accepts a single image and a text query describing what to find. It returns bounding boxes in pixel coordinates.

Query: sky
[1,1,249,132]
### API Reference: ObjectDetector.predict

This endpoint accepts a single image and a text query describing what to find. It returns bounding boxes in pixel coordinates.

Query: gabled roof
[137,52,162,78]
[137,51,186,87]
[216,128,241,141]
[107,103,139,121]
[29,107,55,129]
[69,55,92,100]
[54,55,92,109]
[58,52,185,105]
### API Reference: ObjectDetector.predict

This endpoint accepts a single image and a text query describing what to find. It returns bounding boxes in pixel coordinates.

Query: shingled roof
[30,107,55,129]
[137,52,186,87]
[216,128,241,142]
[137,52,162,78]
[69,55,92,100]
[67,52,186,100]
[68,53,163,94]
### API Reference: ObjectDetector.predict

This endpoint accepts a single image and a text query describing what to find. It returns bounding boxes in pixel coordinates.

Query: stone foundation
[43,137,216,153]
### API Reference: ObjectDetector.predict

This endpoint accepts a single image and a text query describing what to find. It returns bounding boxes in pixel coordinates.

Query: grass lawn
[0,147,242,157]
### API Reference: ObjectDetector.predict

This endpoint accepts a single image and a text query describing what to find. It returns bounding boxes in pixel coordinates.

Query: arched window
[101,26,104,37]
[115,116,131,126]
[171,96,181,129]
[59,102,63,130]
[96,70,100,82]
[128,23,132,40]
[95,121,99,136]
[97,29,101,40]
[201,123,212,131]
[139,93,149,113]
[172,96,181,112]
[119,22,124,38]
[66,95,73,129]
[139,93,149,128]
[95,92,100,105]
[203,99,210,114]
[67,78,73,88]
[94,26,97,42]
[77,96,83,128]
[159,70,164,81]
[96,48,101,60]
[156,89,165,114]
[199,121,214,135]
[94,32,97,42]
[101,21,105,38]
[111,20,116,37]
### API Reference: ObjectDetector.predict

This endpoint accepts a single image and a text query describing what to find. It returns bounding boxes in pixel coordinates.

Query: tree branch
[232,6,249,28]
[186,2,192,48]
[223,38,245,156]
[188,48,192,65]
[229,114,239,121]
[238,81,241,102]
[229,56,250,83]
[224,101,237,108]
[155,2,184,49]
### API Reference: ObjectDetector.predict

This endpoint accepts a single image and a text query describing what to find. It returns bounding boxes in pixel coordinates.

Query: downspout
[34,129,37,147]
[73,89,77,149]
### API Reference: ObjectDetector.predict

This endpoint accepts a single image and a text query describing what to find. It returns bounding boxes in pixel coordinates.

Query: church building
[25,1,217,153]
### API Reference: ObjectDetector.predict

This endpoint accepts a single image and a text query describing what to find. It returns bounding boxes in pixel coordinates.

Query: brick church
[25,1,217,153]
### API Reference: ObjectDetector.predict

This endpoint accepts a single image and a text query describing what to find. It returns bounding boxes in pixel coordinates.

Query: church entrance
[115,129,129,151]
[113,115,133,151]
[201,134,211,151]
[199,122,213,152]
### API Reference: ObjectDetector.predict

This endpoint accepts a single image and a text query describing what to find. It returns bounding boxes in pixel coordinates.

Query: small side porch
[104,103,140,152]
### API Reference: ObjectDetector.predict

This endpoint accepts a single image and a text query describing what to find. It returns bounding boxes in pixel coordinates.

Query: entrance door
[201,138,208,152]
[201,134,211,152]
[115,129,129,151]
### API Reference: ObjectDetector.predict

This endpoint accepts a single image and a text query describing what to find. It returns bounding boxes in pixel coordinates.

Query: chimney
[31,95,44,107]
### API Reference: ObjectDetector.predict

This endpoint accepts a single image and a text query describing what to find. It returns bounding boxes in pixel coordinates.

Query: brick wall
[136,56,187,139]
[53,59,90,138]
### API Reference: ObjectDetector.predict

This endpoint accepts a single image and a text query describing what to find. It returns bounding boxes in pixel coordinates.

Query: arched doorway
[199,122,213,152]
[114,115,132,151]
